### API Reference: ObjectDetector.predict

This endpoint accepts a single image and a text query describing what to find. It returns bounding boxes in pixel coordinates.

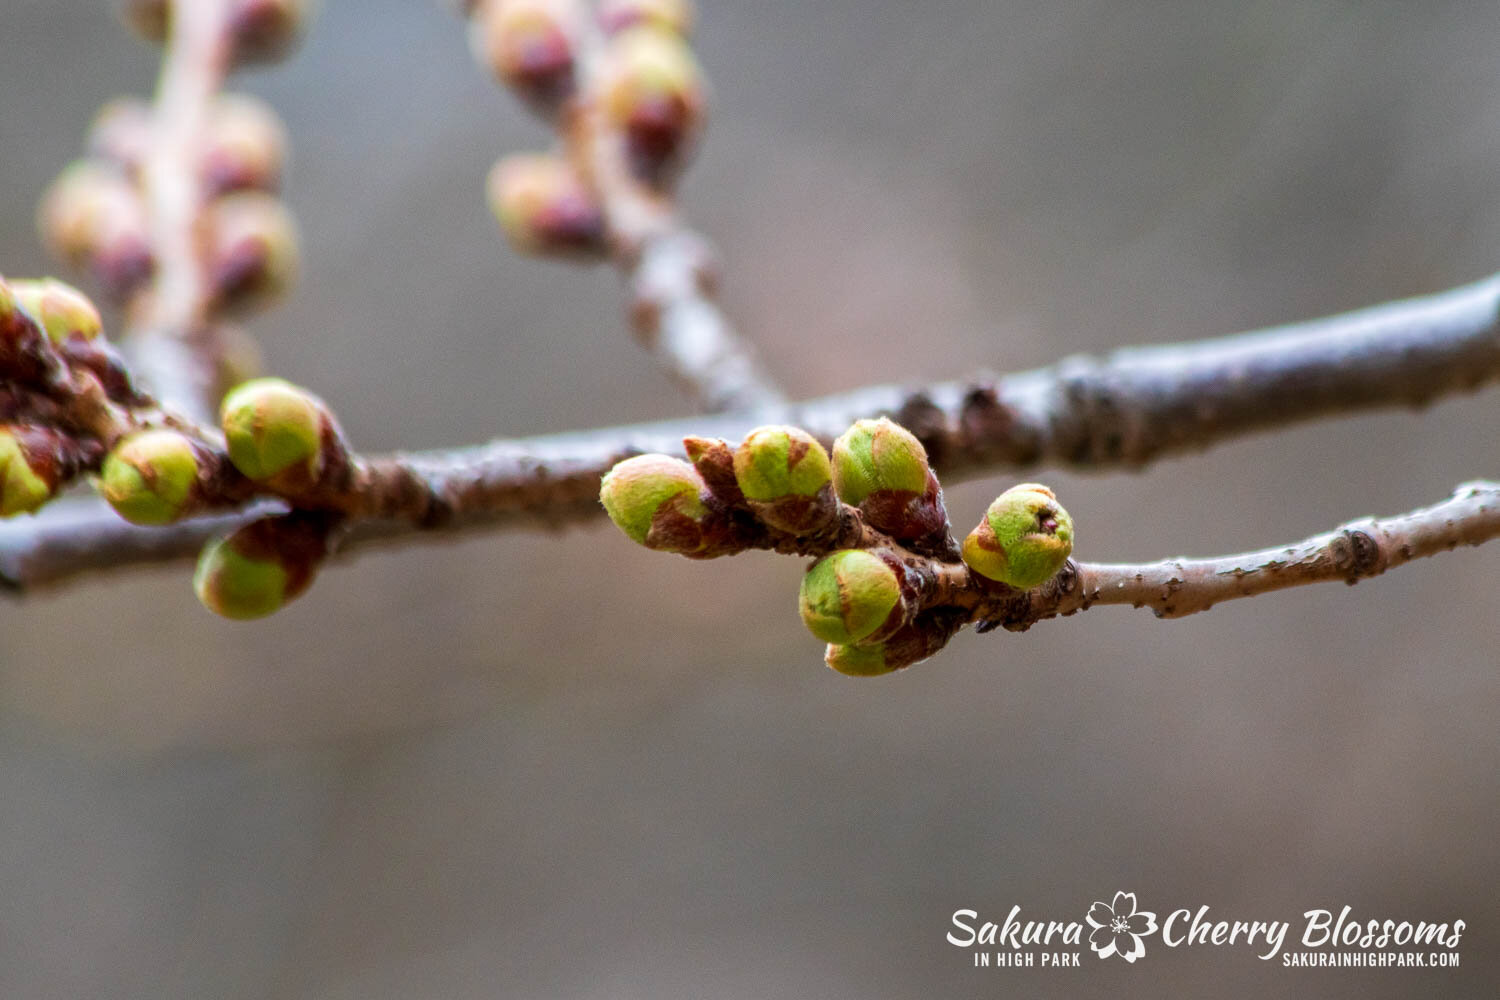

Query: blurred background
[2,1,1499,996]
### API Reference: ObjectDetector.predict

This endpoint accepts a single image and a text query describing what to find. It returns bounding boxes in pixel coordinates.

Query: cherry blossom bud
[99,430,209,525]
[38,161,154,299]
[219,377,341,494]
[599,454,712,554]
[9,279,103,345]
[486,154,605,257]
[962,483,1074,589]
[732,425,836,535]
[600,25,706,176]
[0,426,78,518]
[206,192,300,314]
[798,548,909,646]
[194,514,328,620]
[202,94,288,196]
[470,0,582,113]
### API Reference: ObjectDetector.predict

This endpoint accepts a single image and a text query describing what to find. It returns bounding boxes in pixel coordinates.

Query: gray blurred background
[2,1,1499,996]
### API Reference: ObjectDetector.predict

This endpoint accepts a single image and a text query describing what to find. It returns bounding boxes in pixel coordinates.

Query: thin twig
[3,271,1499,592]
[127,0,234,423]
[949,480,1500,629]
[566,18,785,412]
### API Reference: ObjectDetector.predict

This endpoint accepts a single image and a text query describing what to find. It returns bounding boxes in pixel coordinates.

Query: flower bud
[732,425,836,534]
[202,94,288,196]
[0,426,68,518]
[486,154,605,257]
[38,162,154,301]
[962,483,1074,589]
[219,377,334,493]
[9,279,103,345]
[226,0,312,66]
[194,514,327,620]
[831,417,927,505]
[206,192,299,314]
[99,430,206,525]
[831,417,950,542]
[599,453,712,554]
[600,25,706,174]
[86,98,153,174]
[824,617,954,677]
[798,549,908,646]
[470,0,581,111]
[598,0,692,37]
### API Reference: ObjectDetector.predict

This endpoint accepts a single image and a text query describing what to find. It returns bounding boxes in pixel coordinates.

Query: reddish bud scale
[682,435,744,506]
[0,287,58,385]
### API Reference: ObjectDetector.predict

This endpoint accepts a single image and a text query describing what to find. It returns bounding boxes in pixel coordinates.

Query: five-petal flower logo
[1086,891,1158,962]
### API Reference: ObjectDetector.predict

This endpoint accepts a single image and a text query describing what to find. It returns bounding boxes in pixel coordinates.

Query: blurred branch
[469,0,786,412]
[128,0,236,424]
[4,271,1500,592]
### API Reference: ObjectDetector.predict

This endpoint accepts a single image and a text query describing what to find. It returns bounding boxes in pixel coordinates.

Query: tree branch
[468,1,786,412]
[3,271,1499,592]
[957,480,1500,630]
[127,0,236,423]
[565,19,785,412]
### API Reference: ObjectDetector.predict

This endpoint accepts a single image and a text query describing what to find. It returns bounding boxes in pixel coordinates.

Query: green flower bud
[202,94,288,196]
[598,0,693,37]
[825,617,955,677]
[99,430,204,525]
[830,417,929,506]
[9,278,103,344]
[731,424,836,534]
[599,454,711,554]
[486,154,605,257]
[206,192,300,314]
[226,0,312,66]
[600,25,706,170]
[219,377,328,491]
[962,483,1074,589]
[194,515,327,620]
[824,642,893,677]
[470,0,581,109]
[798,549,905,645]
[0,427,62,518]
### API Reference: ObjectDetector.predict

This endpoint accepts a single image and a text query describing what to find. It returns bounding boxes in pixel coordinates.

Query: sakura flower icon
[1085,891,1158,962]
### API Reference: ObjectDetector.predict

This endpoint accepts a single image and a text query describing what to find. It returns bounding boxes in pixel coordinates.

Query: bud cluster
[468,0,706,257]
[42,12,300,313]
[599,417,1078,677]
